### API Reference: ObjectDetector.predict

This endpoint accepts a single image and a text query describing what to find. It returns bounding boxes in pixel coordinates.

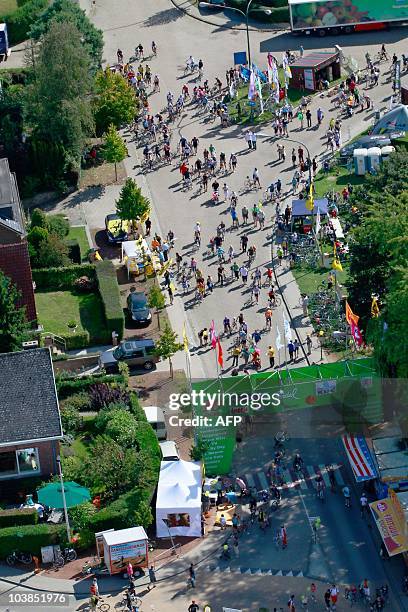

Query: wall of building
[0,239,37,324]
[0,440,60,480]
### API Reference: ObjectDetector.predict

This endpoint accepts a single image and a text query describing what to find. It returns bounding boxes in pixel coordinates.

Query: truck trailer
[289,0,408,36]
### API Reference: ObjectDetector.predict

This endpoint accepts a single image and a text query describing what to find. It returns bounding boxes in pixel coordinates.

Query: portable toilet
[381,145,395,161]
[366,147,381,172]
[0,24,9,57]
[353,148,367,176]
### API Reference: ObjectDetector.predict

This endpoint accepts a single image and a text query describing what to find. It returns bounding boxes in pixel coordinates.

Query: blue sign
[234,51,247,66]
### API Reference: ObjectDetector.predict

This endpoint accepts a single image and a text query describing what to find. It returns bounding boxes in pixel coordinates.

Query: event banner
[291,0,408,30]
[370,494,408,557]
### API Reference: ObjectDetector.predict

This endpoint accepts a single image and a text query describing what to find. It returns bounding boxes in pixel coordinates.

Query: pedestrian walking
[287,594,295,612]
[240,234,248,253]
[297,109,304,129]
[188,563,196,588]
[281,524,287,548]
[324,589,331,610]
[306,108,312,128]
[277,247,283,266]
[126,562,133,579]
[288,340,294,362]
[148,566,157,590]
[291,148,296,167]
[293,338,300,359]
[265,309,273,330]
[167,285,174,305]
[217,264,225,286]
[251,131,257,150]
[188,601,199,612]
[245,130,252,149]
[267,345,275,368]
[233,539,239,557]
[232,345,241,367]
[306,334,312,355]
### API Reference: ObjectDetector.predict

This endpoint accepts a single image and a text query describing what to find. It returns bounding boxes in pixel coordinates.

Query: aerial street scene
[0,0,408,610]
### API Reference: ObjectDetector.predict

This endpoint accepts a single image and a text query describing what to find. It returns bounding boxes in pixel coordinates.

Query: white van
[159,441,180,461]
[143,406,167,440]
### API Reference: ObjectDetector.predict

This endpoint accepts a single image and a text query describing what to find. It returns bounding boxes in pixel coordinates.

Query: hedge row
[61,330,90,350]
[2,0,49,45]
[56,371,126,399]
[95,260,124,339]
[0,524,66,559]
[0,508,38,528]
[33,264,96,290]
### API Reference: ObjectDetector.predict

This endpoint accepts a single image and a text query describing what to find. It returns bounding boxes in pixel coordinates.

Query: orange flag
[345,301,359,326]
[217,338,224,368]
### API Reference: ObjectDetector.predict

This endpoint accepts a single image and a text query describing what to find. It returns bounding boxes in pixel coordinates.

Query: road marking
[258,471,269,490]
[245,473,256,488]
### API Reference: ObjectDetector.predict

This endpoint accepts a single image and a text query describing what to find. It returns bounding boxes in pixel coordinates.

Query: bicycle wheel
[98,604,111,612]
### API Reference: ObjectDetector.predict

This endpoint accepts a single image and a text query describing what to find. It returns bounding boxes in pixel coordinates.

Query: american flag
[342,435,377,482]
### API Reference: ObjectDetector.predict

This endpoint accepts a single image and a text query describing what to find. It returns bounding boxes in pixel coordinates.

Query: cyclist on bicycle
[315,474,324,499]
[380,44,388,60]
[327,464,336,490]
[293,453,304,473]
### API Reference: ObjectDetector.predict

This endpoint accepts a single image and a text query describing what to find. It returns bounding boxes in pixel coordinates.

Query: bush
[0,524,66,559]
[129,392,148,421]
[47,214,70,239]
[95,401,130,430]
[30,208,48,230]
[88,383,129,411]
[5,0,49,45]
[32,264,96,290]
[95,260,124,339]
[104,410,139,448]
[0,508,38,528]
[65,239,81,264]
[87,484,155,533]
[60,404,82,435]
[61,392,91,412]
[61,330,90,350]
[56,372,126,399]
[68,502,97,531]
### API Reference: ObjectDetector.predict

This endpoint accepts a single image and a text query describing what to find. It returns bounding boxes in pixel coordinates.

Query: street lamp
[199,0,262,69]
[318,330,324,362]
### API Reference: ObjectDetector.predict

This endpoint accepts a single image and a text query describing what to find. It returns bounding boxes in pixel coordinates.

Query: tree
[0,271,29,353]
[29,0,103,72]
[47,214,70,239]
[155,323,183,379]
[28,227,70,269]
[30,208,48,230]
[101,124,127,182]
[93,70,137,134]
[116,178,151,236]
[23,22,94,179]
[148,284,165,329]
[190,437,210,461]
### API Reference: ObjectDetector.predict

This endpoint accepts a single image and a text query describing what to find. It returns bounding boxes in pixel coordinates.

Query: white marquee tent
[156,460,202,538]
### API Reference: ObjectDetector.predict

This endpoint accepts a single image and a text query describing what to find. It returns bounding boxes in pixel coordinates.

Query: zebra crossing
[240,463,346,493]
[206,565,305,577]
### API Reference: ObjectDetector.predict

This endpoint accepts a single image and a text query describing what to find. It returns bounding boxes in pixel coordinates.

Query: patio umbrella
[37,481,90,509]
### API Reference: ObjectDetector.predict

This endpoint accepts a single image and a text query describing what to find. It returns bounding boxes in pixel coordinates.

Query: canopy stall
[121,238,161,277]
[291,198,328,234]
[342,434,377,482]
[156,460,202,538]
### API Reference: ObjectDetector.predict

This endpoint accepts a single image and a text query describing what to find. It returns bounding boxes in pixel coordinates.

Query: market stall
[156,460,202,538]
[291,198,328,234]
[289,51,341,92]
[102,527,148,575]
[121,239,161,277]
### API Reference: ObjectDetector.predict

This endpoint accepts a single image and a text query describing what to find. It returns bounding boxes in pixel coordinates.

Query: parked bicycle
[6,550,33,566]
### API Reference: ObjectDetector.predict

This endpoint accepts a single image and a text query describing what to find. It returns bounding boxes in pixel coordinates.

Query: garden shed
[289,51,341,91]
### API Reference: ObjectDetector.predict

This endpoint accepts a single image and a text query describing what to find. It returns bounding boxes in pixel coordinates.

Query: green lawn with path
[67,225,90,262]
[36,290,108,342]
[292,264,349,296]
[313,165,366,198]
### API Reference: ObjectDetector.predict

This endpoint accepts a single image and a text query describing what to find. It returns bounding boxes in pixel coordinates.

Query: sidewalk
[169,0,288,33]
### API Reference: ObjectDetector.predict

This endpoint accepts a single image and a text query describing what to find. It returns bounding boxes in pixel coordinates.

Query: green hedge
[33,264,96,290]
[66,239,81,265]
[56,372,126,399]
[0,524,66,559]
[60,330,90,350]
[4,0,49,45]
[95,260,124,339]
[0,508,38,528]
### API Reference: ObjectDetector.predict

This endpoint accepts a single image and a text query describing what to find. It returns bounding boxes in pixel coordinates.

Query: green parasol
[37,481,90,509]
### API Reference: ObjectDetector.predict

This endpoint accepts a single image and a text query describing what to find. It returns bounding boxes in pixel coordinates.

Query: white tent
[156,460,202,538]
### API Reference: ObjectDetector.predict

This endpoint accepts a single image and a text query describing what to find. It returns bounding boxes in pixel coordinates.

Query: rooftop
[0,158,24,235]
[291,51,339,69]
[0,348,63,447]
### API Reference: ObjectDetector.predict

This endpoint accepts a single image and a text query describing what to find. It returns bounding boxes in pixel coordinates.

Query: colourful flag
[345,301,359,326]
[182,323,189,353]
[217,338,224,368]
[276,325,283,350]
[350,320,363,347]
[371,296,380,318]
[248,67,256,100]
[315,207,321,235]
[255,75,264,114]
[332,243,343,272]
[210,319,217,349]
[283,313,292,341]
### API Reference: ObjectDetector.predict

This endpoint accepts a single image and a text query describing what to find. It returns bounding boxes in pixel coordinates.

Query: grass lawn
[0,0,17,17]
[313,165,366,198]
[36,290,108,343]
[67,226,90,262]
[292,263,349,296]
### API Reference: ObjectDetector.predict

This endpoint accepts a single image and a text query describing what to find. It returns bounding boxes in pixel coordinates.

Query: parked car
[99,339,159,373]
[339,135,393,160]
[143,406,167,440]
[198,0,226,9]
[105,214,129,244]
[127,291,151,325]
[159,440,180,461]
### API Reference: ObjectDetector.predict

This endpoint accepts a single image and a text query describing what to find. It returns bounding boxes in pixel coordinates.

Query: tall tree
[93,70,137,134]
[0,271,29,353]
[29,0,103,72]
[23,21,94,177]
[101,124,128,182]
[154,324,183,379]
[116,178,150,236]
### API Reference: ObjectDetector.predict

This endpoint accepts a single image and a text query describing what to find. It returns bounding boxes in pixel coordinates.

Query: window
[17,448,39,473]
[130,350,144,358]
[0,448,40,479]
[0,452,17,476]
[166,513,190,527]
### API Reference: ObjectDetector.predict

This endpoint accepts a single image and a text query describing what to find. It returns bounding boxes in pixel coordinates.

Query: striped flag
[210,319,217,349]
[256,75,264,114]
[342,435,377,482]
[248,67,256,100]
